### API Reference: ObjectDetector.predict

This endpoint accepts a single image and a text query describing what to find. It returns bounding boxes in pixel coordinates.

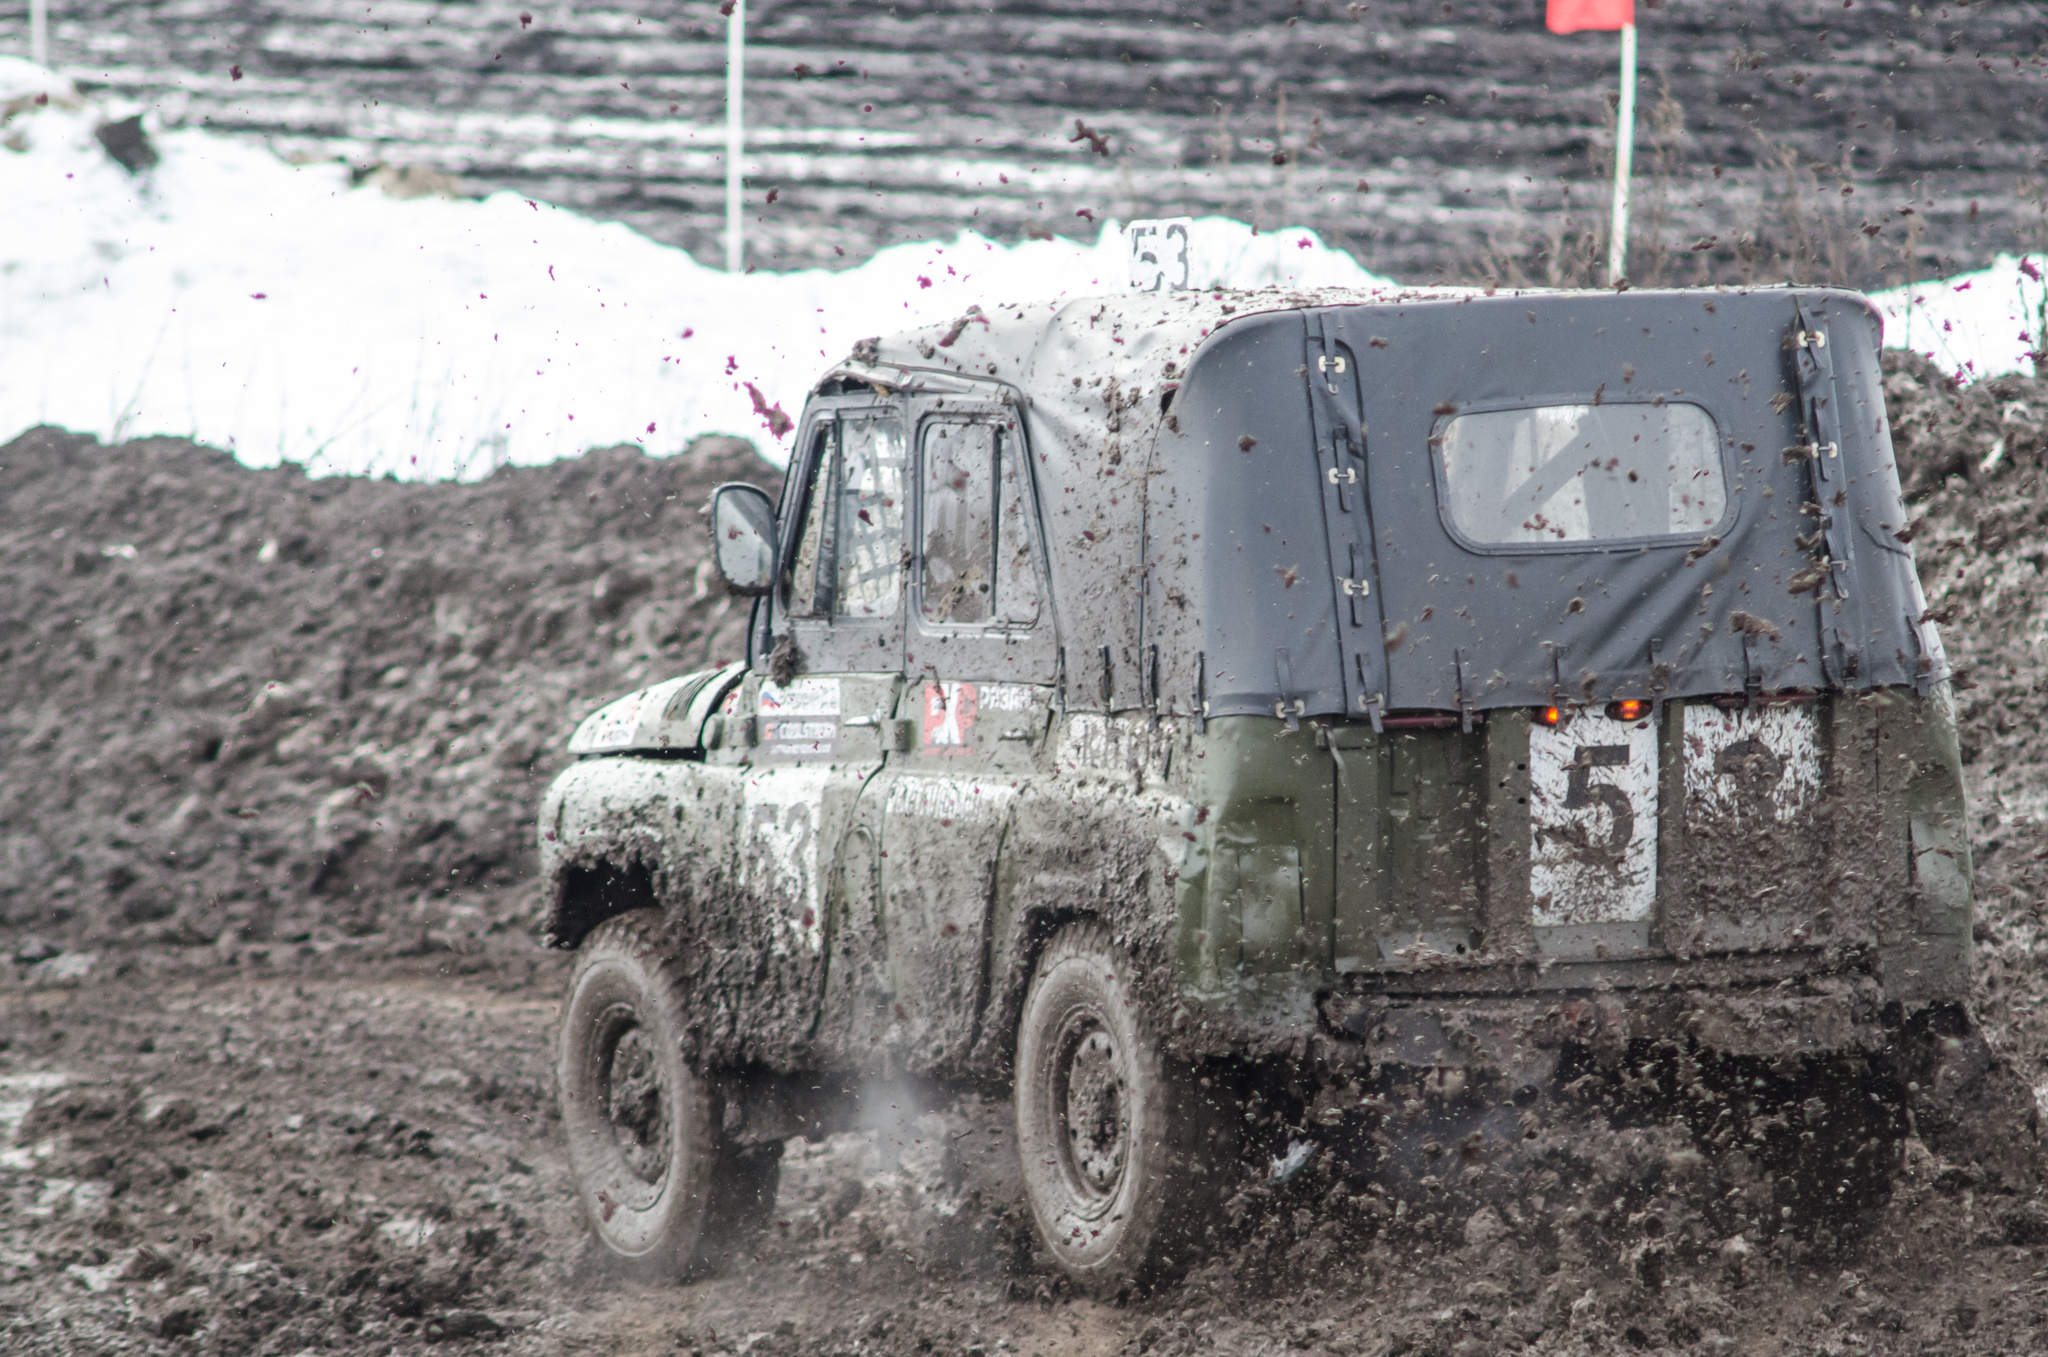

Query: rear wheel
[557,909,779,1279]
[1014,922,1218,1294]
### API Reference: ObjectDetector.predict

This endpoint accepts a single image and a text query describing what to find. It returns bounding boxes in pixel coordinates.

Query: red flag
[1546,0,1633,33]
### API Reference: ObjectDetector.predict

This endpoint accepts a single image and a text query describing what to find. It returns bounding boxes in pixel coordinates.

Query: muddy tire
[1013,922,1217,1295]
[557,909,779,1279]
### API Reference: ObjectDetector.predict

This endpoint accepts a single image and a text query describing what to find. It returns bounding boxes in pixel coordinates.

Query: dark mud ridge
[7,356,2048,1354]
[0,426,773,971]
[7,1,2046,286]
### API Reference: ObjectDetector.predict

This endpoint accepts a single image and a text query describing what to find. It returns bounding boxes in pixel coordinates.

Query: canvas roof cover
[820,285,1947,719]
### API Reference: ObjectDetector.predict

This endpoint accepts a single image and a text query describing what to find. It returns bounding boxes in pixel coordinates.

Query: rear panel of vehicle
[1184,689,1969,1004]
[1162,288,1968,1008]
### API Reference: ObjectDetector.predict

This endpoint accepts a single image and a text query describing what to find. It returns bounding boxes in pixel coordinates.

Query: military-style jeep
[541,286,1968,1290]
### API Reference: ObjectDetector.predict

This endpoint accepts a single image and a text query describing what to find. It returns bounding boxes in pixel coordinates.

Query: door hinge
[1454,648,1475,734]
[1275,649,1302,731]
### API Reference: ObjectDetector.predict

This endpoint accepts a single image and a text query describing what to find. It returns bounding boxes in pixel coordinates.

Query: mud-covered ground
[10,356,2048,1355]
[0,426,771,966]
[5,0,2044,285]
[6,950,2048,1357]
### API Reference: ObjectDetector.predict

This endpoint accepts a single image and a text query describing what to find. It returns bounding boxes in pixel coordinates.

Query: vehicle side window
[995,429,1041,626]
[922,423,996,625]
[786,423,835,617]
[920,419,1043,629]
[834,415,906,619]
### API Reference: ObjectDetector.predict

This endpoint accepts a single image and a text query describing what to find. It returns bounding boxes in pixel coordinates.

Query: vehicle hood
[566,662,746,756]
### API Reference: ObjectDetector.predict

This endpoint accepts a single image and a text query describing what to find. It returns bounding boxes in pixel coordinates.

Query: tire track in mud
[0,958,1134,1356]
[5,0,2042,283]
[0,949,2045,1356]
[0,962,581,1354]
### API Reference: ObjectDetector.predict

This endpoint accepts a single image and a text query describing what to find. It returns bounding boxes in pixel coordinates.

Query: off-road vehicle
[540,285,1970,1290]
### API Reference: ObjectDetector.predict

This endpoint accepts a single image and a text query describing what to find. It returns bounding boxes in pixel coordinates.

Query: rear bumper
[1322,980,1891,1077]
[1314,937,1970,1076]
[1171,931,1969,1070]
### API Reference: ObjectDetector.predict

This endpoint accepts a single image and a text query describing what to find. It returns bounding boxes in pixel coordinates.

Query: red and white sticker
[922,681,978,753]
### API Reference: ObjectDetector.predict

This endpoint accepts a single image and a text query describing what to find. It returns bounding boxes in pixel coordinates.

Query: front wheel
[1013,922,1220,1294]
[557,909,779,1279]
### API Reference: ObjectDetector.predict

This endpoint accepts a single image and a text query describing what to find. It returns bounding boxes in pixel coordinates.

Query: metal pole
[30,0,48,67]
[725,0,744,274]
[1607,21,1636,286]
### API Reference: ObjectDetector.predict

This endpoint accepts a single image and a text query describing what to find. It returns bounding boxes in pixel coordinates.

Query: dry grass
[1456,90,1946,295]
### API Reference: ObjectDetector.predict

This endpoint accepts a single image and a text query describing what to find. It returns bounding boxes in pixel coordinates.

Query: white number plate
[1126,218,1193,293]
[1682,704,1822,825]
[1529,714,1659,926]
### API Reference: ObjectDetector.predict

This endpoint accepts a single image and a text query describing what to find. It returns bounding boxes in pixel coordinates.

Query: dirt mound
[0,425,777,971]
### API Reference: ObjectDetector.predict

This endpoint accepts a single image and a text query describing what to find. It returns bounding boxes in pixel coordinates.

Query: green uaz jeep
[540,286,1968,1290]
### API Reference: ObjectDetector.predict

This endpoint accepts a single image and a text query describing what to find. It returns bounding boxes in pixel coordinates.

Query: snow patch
[5,56,2039,483]
[1871,254,2048,385]
[0,1070,70,1168]
[0,59,1391,480]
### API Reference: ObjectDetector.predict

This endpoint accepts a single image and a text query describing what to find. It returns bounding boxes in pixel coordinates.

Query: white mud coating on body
[1056,713,1116,771]
[1055,713,1159,778]
[742,766,832,954]
[1529,714,1659,926]
[570,685,654,753]
[1682,704,1823,825]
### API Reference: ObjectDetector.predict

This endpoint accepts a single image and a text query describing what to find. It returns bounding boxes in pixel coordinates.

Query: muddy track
[6,1,2044,284]
[2,947,2046,1356]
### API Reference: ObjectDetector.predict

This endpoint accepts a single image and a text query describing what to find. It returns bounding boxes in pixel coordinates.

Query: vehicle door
[743,405,907,1039]
[1338,300,1762,962]
[869,409,1056,1077]
[1302,315,1471,974]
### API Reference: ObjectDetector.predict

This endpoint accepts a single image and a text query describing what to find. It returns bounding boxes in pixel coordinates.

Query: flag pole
[30,0,48,66]
[724,0,745,274]
[1607,20,1636,285]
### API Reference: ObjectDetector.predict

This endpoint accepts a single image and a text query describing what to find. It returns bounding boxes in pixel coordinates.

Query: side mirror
[709,482,778,596]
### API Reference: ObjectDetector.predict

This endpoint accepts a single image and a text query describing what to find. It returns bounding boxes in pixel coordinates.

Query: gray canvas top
[811,285,1946,719]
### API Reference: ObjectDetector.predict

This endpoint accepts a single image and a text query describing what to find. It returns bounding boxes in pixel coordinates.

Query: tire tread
[1014,920,1220,1294]
[559,908,779,1279]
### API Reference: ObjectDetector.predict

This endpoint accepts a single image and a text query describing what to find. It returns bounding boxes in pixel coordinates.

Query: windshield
[1435,401,1727,547]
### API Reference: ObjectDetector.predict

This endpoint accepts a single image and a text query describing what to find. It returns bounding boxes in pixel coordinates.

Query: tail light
[1536,700,1650,725]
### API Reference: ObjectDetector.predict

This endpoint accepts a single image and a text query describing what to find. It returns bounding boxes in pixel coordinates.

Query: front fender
[539,757,695,946]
